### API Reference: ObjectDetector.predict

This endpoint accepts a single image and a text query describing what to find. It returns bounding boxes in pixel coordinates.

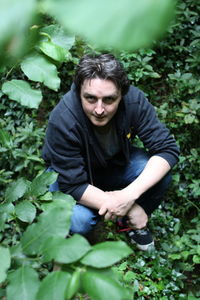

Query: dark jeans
[49,147,171,235]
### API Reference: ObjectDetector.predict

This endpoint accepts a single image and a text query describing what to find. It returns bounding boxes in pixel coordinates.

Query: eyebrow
[83,92,119,99]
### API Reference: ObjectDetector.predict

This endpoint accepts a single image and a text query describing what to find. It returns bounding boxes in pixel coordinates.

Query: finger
[104,211,113,220]
[98,206,107,216]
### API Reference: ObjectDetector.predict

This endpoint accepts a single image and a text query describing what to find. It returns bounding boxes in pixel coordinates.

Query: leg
[47,167,100,235]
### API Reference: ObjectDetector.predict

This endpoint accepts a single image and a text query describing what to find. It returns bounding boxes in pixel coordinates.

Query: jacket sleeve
[130,88,180,167]
[42,118,89,201]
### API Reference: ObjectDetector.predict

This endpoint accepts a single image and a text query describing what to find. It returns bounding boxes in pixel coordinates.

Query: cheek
[107,104,119,115]
[82,103,93,115]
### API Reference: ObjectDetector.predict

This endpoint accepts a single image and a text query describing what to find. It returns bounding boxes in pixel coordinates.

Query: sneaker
[127,228,154,251]
[117,219,154,251]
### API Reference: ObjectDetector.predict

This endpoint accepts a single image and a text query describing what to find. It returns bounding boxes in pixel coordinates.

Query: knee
[129,148,150,178]
[70,205,99,235]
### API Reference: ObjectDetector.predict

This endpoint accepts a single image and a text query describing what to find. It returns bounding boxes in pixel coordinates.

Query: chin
[92,118,108,127]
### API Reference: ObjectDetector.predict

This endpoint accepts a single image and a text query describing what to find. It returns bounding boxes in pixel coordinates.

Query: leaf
[52,191,75,203]
[21,200,73,255]
[81,241,132,268]
[0,129,13,147]
[7,266,40,300]
[21,53,61,91]
[40,24,75,50]
[39,41,68,62]
[2,80,42,109]
[0,0,37,66]
[193,255,200,264]
[44,0,175,51]
[0,247,11,283]
[29,171,58,197]
[0,203,15,231]
[39,192,53,201]
[82,269,132,300]
[184,114,196,124]
[41,234,91,263]
[5,178,29,203]
[15,200,36,223]
[36,271,71,300]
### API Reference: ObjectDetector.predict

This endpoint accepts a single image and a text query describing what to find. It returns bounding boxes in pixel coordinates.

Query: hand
[98,190,134,220]
[127,203,148,229]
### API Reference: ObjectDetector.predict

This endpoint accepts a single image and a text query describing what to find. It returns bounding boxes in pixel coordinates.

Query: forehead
[81,78,120,96]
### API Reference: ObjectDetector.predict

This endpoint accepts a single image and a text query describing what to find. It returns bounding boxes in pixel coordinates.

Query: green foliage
[0,0,174,68]
[0,172,132,300]
[0,0,199,299]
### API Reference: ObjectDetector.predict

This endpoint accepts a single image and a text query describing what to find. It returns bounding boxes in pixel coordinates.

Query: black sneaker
[117,219,154,251]
[127,228,154,251]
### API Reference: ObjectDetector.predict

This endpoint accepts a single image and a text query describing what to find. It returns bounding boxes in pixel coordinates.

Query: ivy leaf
[44,0,175,51]
[6,266,40,300]
[41,234,91,263]
[15,200,36,223]
[0,247,11,283]
[21,53,61,91]
[5,178,29,203]
[82,269,132,300]
[21,200,73,256]
[28,171,58,197]
[81,241,132,268]
[36,271,71,300]
[2,80,42,109]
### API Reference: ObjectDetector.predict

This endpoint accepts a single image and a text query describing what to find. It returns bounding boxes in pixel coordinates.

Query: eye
[103,97,115,104]
[85,95,96,103]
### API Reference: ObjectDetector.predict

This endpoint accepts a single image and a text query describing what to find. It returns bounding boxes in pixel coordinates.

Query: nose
[94,100,104,116]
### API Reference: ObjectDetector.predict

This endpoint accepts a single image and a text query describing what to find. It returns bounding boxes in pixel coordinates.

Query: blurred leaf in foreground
[43,0,175,51]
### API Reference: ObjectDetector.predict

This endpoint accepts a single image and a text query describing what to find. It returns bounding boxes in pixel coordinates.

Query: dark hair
[74,54,130,95]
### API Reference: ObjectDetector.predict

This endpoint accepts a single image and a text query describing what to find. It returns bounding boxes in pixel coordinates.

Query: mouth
[94,115,105,120]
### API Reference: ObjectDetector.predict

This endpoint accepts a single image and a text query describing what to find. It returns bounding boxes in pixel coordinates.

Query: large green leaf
[36,271,71,300]
[6,266,40,300]
[40,25,75,50]
[40,191,75,211]
[2,80,42,109]
[43,0,175,51]
[0,0,37,66]
[15,200,36,223]
[21,200,73,256]
[21,53,61,91]
[41,234,91,263]
[0,247,11,284]
[82,269,132,300]
[81,241,132,268]
[5,178,29,203]
[38,25,75,62]
[39,41,67,62]
[28,171,58,197]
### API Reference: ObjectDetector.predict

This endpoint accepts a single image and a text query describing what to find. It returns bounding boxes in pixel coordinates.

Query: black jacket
[42,84,180,200]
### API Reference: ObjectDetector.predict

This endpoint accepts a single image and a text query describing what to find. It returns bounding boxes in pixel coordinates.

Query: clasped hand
[98,190,134,220]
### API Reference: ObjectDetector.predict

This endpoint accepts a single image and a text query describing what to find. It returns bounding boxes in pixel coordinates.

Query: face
[80,78,121,127]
